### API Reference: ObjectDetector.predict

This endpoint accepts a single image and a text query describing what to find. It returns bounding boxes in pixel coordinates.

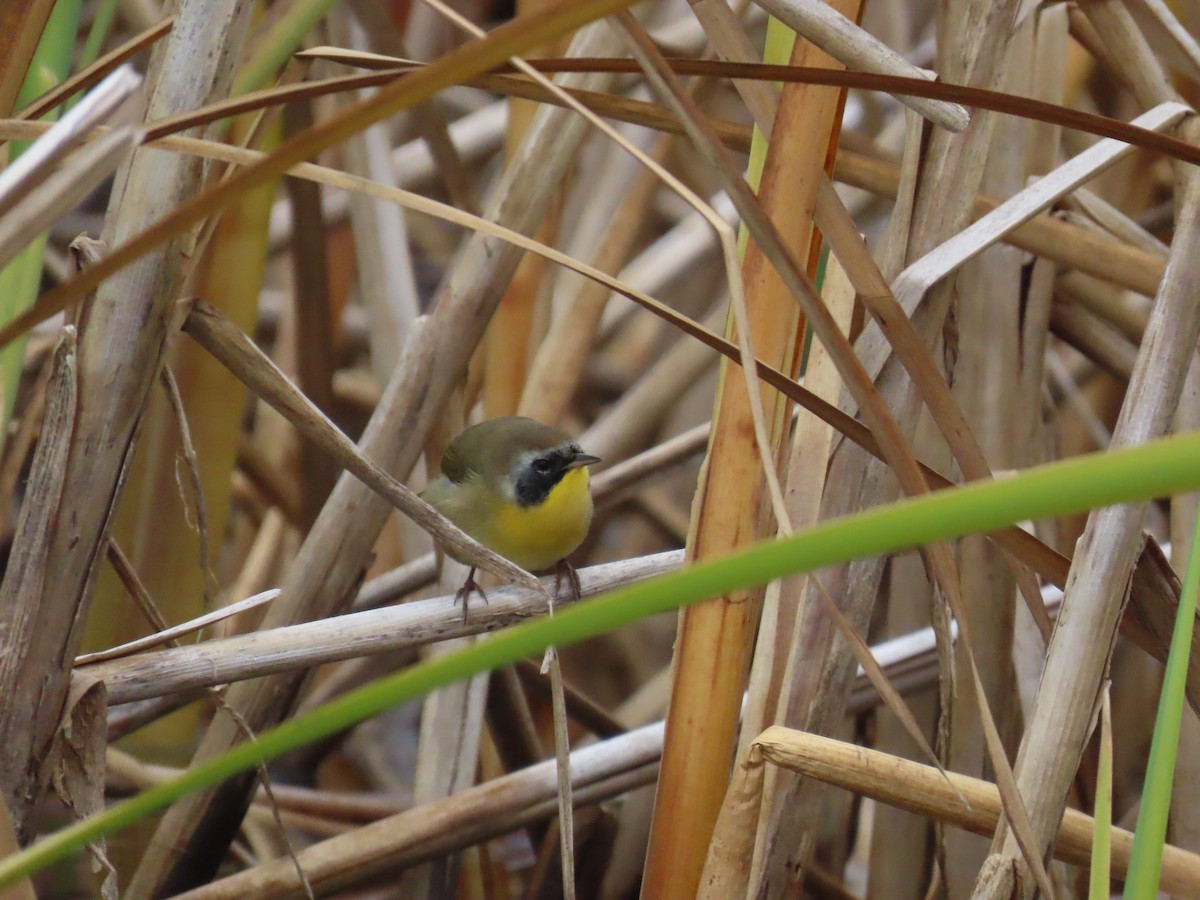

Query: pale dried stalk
[0,66,140,221]
[1123,0,1200,82]
[519,139,670,424]
[74,589,281,667]
[90,551,679,706]
[942,32,1033,889]
[749,727,1200,897]
[0,129,137,272]
[0,0,253,834]
[266,101,505,248]
[887,101,1189,318]
[173,723,666,900]
[335,8,421,385]
[977,119,1200,899]
[1050,300,1138,381]
[743,253,855,745]
[1080,0,1176,110]
[0,327,77,823]
[581,305,723,461]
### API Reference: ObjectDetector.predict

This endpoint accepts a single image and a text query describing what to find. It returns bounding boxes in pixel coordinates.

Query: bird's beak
[568,453,602,469]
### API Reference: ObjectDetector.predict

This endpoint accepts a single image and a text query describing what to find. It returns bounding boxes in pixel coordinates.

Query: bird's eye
[532,458,552,475]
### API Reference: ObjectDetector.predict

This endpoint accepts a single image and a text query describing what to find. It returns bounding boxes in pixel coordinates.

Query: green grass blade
[77,0,121,73]
[1123,497,1200,897]
[1090,687,1113,900]
[234,0,340,95]
[2,429,1200,888]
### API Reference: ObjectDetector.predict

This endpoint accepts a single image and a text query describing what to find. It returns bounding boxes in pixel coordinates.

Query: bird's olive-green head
[438,416,601,508]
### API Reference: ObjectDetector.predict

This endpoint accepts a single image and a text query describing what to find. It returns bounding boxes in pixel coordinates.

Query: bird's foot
[553,560,582,603]
[454,567,489,623]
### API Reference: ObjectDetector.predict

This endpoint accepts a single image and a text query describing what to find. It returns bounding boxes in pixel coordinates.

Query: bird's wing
[439,439,475,484]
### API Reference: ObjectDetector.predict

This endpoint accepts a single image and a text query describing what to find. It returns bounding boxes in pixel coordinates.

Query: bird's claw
[553,560,582,603]
[455,569,489,623]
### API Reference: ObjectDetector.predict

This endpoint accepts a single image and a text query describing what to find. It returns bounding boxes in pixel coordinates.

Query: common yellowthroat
[422,416,601,613]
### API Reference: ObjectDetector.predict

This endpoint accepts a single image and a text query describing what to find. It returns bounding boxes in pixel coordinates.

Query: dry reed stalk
[172,724,666,899]
[637,1,847,888]
[581,306,723,461]
[941,21,1035,891]
[0,68,142,270]
[0,0,252,837]
[282,102,339,525]
[484,0,567,420]
[1050,300,1138,381]
[742,727,1200,897]
[89,552,679,705]
[866,555,939,900]
[0,326,76,819]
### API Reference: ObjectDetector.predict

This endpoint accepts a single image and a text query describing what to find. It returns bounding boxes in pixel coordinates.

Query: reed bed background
[0,0,1199,897]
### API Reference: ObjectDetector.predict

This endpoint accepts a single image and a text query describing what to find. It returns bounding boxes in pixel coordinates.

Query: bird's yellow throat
[489,466,593,572]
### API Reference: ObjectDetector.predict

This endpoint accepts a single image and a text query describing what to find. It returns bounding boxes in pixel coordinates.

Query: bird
[421,416,601,617]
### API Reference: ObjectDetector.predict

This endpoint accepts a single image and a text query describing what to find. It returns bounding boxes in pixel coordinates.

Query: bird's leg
[454,566,489,623]
[553,559,582,603]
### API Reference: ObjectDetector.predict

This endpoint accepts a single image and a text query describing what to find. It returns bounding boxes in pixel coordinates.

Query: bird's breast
[488,467,593,572]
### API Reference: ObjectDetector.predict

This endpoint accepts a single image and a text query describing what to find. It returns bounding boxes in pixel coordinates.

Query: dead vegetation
[0,0,1199,897]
